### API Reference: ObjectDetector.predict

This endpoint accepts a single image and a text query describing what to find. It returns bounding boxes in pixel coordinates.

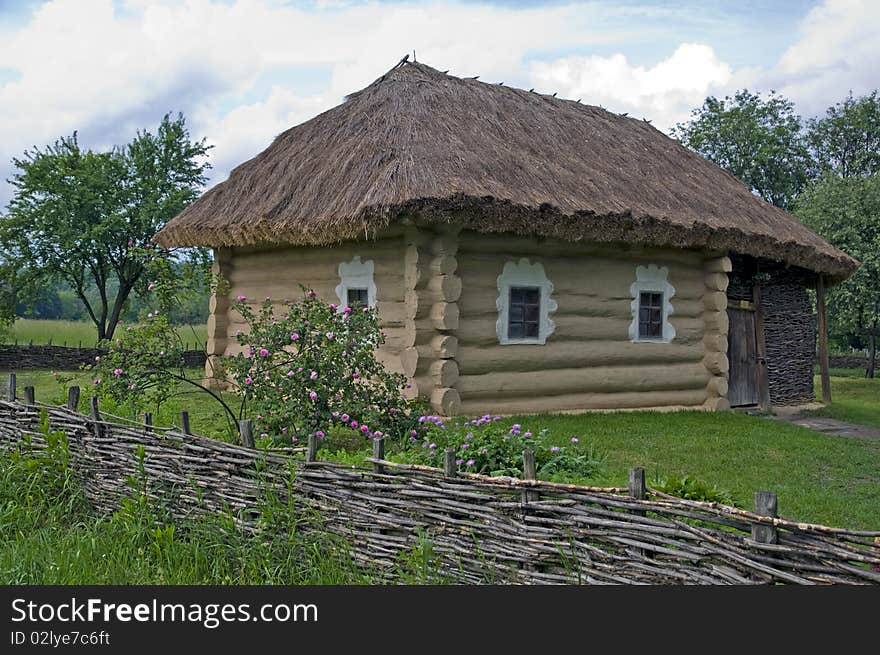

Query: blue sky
[0,0,877,205]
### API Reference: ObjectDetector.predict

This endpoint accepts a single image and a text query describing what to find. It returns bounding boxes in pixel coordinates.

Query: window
[335,256,376,309]
[638,291,664,339]
[508,287,541,339]
[628,264,676,343]
[496,259,557,345]
[347,287,369,308]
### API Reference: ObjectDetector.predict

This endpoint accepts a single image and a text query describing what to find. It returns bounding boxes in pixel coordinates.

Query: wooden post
[816,275,832,404]
[239,419,254,448]
[144,412,153,433]
[752,283,772,412]
[179,411,191,435]
[23,386,35,407]
[67,386,80,412]
[306,433,318,463]
[443,448,456,477]
[372,437,385,474]
[629,467,646,502]
[90,396,102,438]
[752,491,778,545]
[522,449,539,504]
[6,373,15,401]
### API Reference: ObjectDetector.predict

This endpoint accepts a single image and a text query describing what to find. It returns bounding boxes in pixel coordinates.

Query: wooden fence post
[180,411,191,435]
[239,419,254,448]
[144,412,153,434]
[629,467,646,505]
[522,449,539,504]
[23,386,35,407]
[67,386,80,412]
[443,448,456,477]
[372,437,385,474]
[816,275,832,404]
[306,433,318,463]
[752,491,778,545]
[6,373,14,401]
[90,396,102,438]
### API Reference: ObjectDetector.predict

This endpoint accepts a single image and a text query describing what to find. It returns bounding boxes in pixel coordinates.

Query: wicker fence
[0,344,207,371]
[2,376,878,585]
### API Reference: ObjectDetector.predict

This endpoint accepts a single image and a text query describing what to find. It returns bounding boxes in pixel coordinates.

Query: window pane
[347,288,368,307]
[524,321,539,338]
[508,286,541,340]
[524,304,539,323]
[508,322,524,339]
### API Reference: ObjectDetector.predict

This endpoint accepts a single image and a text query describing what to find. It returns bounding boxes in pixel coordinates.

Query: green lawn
[6,318,206,349]
[806,374,880,429]
[3,369,878,530]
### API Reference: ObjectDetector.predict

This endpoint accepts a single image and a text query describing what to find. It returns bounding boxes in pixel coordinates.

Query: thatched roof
[155,60,857,280]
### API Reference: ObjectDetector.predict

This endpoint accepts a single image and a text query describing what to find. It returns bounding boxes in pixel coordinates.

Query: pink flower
[466,459,475,467]
[360,424,370,434]
[410,430,417,437]
[93,379,101,386]
[244,377,253,385]
[290,333,299,341]
[112,368,123,376]
[259,348,269,357]
[340,414,350,423]
[236,295,247,302]
[309,391,318,401]
[550,446,559,453]
[310,371,318,380]
[287,370,295,377]
[571,437,579,444]
[389,407,397,415]
[94,355,101,362]
[329,303,337,310]
[265,296,271,301]
[147,283,155,292]
[316,430,325,438]
[127,240,134,246]
[350,420,359,429]
[325,331,334,340]
[343,306,352,314]
[352,372,360,380]
[373,431,383,438]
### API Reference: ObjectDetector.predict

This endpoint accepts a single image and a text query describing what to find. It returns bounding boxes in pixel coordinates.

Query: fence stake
[522,449,539,503]
[443,448,456,477]
[239,419,254,448]
[629,467,646,503]
[372,437,385,474]
[67,386,80,412]
[752,491,778,545]
[307,433,318,463]
[6,373,15,401]
[23,386,35,407]
[90,396,102,438]
[180,411,191,435]
[144,412,153,433]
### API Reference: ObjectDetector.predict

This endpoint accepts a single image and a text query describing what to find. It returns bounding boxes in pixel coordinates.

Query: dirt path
[771,408,880,440]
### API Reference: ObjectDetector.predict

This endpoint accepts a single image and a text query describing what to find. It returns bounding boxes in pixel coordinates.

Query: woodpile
[1,387,877,585]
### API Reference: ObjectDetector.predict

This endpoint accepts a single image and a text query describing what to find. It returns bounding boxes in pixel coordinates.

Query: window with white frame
[496,258,557,345]
[335,256,376,309]
[628,264,675,343]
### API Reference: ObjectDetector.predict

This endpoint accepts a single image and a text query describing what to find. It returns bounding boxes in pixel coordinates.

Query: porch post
[816,275,832,405]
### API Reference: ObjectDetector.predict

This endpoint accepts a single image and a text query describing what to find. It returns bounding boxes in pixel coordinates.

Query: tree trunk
[105,282,133,342]
[868,320,877,379]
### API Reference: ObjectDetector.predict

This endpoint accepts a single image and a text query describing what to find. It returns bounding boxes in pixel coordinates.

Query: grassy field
[805,373,880,429]
[5,318,207,348]
[4,368,878,530]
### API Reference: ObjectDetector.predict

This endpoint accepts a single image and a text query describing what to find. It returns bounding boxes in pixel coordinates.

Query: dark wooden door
[727,308,759,407]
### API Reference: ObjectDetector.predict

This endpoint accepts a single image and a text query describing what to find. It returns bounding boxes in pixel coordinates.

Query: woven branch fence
[2,376,878,585]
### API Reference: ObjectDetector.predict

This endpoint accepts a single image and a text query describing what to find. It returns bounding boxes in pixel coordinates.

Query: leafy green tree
[672,90,813,209]
[796,175,880,376]
[807,91,880,179]
[0,113,211,341]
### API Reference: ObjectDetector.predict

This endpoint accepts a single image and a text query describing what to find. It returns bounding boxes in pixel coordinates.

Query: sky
[0,0,878,206]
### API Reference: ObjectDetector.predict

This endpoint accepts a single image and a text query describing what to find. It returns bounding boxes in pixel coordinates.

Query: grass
[805,373,880,429]
[6,318,207,348]
[4,369,878,531]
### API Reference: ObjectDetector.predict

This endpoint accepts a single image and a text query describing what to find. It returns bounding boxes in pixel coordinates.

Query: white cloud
[528,43,736,131]
[770,0,880,116]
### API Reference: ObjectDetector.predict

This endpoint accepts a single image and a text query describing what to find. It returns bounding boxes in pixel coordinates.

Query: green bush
[652,474,735,505]
[396,414,604,481]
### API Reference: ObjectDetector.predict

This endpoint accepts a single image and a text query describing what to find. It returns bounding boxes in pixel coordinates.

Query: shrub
[652,474,735,505]
[225,288,419,445]
[397,414,603,481]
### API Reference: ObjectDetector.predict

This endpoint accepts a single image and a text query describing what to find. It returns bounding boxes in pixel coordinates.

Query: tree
[807,91,880,179]
[672,90,812,209]
[796,174,880,377]
[0,113,211,341]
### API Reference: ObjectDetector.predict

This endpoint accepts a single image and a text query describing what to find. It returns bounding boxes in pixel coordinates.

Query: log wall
[217,235,407,376]
[453,232,719,414]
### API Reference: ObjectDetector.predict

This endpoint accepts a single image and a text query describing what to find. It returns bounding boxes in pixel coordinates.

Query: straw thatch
[155,60,857,281]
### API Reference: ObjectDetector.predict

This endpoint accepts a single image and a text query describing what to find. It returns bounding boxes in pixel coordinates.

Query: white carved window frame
[629,264,676,343]
[496,258,557,345]
[335,256,376,309]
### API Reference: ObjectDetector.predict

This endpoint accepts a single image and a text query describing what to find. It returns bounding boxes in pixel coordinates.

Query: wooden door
[727,308,759,407]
